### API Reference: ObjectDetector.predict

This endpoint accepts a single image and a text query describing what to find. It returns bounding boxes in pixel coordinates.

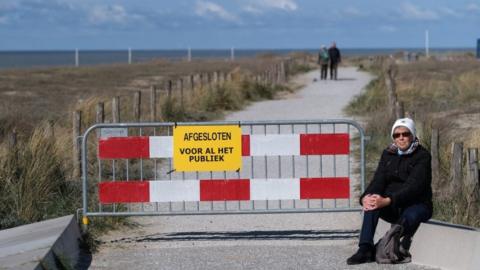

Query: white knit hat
[391,118,416,139]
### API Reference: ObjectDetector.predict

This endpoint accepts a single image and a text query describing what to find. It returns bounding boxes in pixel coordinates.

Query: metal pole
[128,47,132,64]
[425,30,429,58]
[75,48,79,67]
[188,47,192,62]
[476,38,480,59]
[230,47,235,61]
[81,125,89,230]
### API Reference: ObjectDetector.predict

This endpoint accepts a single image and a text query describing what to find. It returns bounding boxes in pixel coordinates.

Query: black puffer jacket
[360,144,433,211]
[328,47,341,64]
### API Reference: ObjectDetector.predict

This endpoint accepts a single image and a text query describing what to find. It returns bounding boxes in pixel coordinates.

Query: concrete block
[375,219,480,270]
[0,215,82,270]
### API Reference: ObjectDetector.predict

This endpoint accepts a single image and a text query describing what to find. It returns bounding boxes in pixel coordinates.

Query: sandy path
[225,66,372,121]
[90,68,434,270]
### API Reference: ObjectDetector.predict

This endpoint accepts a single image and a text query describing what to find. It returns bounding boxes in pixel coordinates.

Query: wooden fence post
[218,71,224,84]
[96,102,104,123]
[466,148,479,221]
[466,148,479,190]
[270,65,273,84]
[405,111,415,120]
[276,63,282,84]
[284,60,290,81]
[395,101,405,119]
[431,128,440,189]
[8,129,17,149]
[150,85,157,122]
[45,120,55,138]
[166,80,173,99]
[190,74,195,91]
[199,74,204,89]
[72,110,82,178]
[280,61,286,83]
[450,142,464,195]
[213,71,218,85]
[178,78,184,108]
[133,91,141,122]
[384,59,398,120]
[112,96,120,123]
[95,102,104,138]
[207,73,212,86]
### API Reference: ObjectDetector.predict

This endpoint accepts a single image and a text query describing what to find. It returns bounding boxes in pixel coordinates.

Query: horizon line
[0,47,475,52]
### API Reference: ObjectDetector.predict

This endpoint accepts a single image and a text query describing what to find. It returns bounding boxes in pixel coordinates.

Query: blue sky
[0,0,479,50]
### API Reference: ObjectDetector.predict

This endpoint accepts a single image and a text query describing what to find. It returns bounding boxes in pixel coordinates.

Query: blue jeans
[359,203,432,248]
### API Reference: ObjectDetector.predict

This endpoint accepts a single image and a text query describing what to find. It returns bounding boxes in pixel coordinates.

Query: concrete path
[90,68,436,270]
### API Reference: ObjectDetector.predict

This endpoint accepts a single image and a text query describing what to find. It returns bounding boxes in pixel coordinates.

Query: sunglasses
[393,132,412,139]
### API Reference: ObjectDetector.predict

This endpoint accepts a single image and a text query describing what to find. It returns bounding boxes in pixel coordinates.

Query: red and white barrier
[98,177,350,203]
[98,133,349,159]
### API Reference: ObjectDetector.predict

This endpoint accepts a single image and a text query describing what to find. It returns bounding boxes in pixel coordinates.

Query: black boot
[346,244,375,265]
[398,236,412,263]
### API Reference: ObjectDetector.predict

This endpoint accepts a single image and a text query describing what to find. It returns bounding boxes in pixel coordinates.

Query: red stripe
[242,135,250,156]
[300,177,350,199]
[300,134,349,155]
[98,181,150,203]
[200,179,250,201]
[98,136,149,159]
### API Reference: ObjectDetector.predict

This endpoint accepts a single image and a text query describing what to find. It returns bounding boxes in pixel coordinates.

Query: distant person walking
[317,45,329,80]
[328,42,341,80]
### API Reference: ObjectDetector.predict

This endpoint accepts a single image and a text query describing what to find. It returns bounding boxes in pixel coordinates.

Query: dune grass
[0,124,80,228]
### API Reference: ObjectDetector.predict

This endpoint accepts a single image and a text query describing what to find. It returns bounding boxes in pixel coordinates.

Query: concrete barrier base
[375,219,480,270]
[0,215,82,270]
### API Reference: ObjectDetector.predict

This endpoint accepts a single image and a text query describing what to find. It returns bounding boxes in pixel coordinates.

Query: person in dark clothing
[318,45,329,80]
[328,42,341,80]
[347,118,433,265]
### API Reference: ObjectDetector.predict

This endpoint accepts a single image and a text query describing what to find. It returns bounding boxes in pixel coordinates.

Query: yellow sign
[173,125,242,172]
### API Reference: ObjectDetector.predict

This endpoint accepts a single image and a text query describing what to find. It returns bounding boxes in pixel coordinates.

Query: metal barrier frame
[81,119,365,220]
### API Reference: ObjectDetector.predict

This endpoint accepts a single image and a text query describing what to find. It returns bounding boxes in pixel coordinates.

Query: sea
[0,48,475,70]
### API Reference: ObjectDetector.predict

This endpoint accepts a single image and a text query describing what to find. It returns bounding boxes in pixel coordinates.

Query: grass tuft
[0,124,81,228]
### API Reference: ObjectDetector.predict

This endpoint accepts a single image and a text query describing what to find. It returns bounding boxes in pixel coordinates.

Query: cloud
[0,1,19,10]
[466,3,480,12]
[243,5,263,15]
[379,25,396,32]
[438,7,461,17]
[87,4,144,26]
[400,2,439,20]
[0,16,8,24]
[243,0,297,14]
[88,5,128,24]
[258,0,298,11]
[195,1,239,22]
[343,6,366,17]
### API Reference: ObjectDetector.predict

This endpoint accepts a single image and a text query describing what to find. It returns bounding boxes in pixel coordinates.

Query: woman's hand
[362,194,376,211]
[362,194,391,211]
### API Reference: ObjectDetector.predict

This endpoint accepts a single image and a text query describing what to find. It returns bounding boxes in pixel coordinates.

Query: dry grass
[0,54,310,231]
[0,57,286,138]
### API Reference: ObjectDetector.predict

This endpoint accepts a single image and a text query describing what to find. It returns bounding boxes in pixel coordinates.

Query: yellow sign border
[173,125,242,172]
